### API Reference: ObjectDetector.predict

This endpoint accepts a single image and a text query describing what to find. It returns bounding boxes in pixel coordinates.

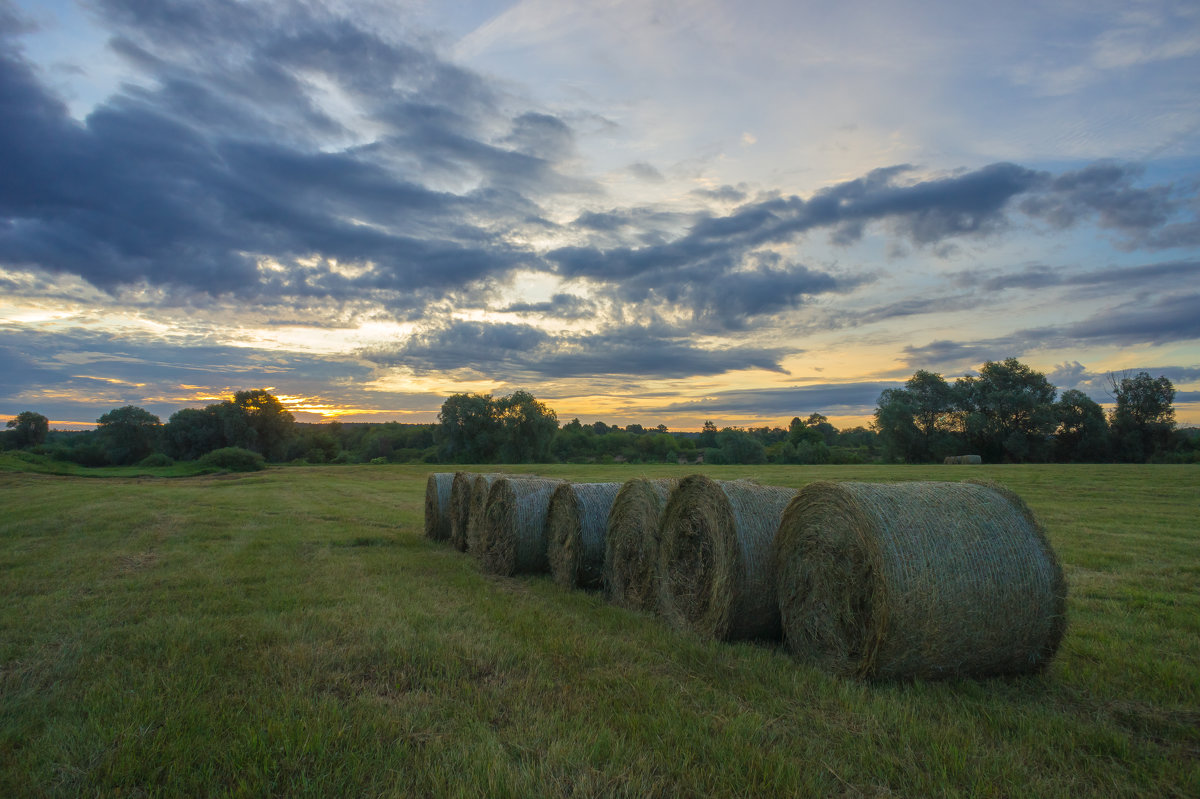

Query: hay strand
[422,472,455,541]
[657,475,797,641]
[773,480,1068,680]
[547,482,623,590]
[603,478,679,610]
[479,477,564,576]
[447,471,474,550]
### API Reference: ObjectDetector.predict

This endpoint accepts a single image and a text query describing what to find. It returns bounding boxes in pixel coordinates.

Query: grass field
[1,457,1197,797]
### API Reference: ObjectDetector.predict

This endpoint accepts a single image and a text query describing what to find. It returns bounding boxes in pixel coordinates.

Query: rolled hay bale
[657,475,797,641]
[479,477,564,576]
[466,473,504,558]
[447,471,475,550]
[773,480,1068,680]
[603,478,679,611]
[547,482,623,590]
[423,472,455,541]
[963,455,982,465]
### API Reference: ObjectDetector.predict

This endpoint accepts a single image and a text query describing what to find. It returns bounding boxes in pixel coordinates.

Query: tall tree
[1053,390,1109,462]
[497,390,559,463]
[96,406,162,465]
[232,390,295,460]
[1109,372,1175,462]
[5,410,49,449]
[436,393,500,462]
[957,358,1057,462]
[873,388,922,462]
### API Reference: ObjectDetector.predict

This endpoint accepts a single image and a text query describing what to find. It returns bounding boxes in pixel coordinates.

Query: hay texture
[773,480,1067,680]
[603,478,679,611]
[943,455,982,465]
[423,472,455,541]
[657,476,797,641]
[547,482,623,590]
[479,477,564,576]
[466,473,503,558]
[447,471,474,550]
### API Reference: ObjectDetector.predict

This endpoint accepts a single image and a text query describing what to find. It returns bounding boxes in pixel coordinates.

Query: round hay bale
[603,477,679,611]
[963,455,982,465]
[657,475,797,641]
[422,472,455,541]
[547,482,623,590]
[447,471,474,550]
[466,473,503,559]
[479,477,564,576]
[773,480,1068,680]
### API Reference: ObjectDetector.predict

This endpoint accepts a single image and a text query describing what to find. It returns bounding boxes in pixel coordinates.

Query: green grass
[1,460,1197,797]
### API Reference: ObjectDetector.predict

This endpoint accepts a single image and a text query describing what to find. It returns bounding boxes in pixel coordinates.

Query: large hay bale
[466,473,503,558]
[447,471,474,550]
[657,475,797,641]
[479,477,564,576]
[547,482,623,590]
[422,472,455,541]
[603,478,679,611]
[773,480,1068,680]
[963,454,982,465]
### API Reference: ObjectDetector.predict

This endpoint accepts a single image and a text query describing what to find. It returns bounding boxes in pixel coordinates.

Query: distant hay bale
[466,473,503,558]
[773,480,1068,680]
[658,475,797,641]
[547,482,623,590]
[603,478,679,611]
[423,472,455,541]
[944,456,958,465]
[447,471,474,550]
[963,455,982,465]
[479,477,564,576]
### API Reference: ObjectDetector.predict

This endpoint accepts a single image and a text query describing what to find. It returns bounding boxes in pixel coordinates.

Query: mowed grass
[0,460,1196,797]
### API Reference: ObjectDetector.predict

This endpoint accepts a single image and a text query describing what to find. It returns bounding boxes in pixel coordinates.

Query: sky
[2,0,1199,432]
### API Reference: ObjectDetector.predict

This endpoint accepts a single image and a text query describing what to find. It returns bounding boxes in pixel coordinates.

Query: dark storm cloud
[651,382,897,417]
[504,293,597,319]
[901,292,1200,372]
[364,320,787,379]
[959,259,1200,293]
[0,0,583,299]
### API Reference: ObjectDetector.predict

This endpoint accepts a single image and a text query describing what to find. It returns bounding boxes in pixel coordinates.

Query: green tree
[1053,390,1109,462]
[873,388,922,462]
[957,358,1057,462]
[163,406,227,460]
[497,390,559,463]
[96,405,162,465]
[232,390,296,461]
[698,420,718,448]
[5,411,49,449]
[1109,372,1175,462]
[715,429,766,464]
[436,393,501,462]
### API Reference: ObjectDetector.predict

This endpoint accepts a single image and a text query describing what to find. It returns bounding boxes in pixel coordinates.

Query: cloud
[363,319,788,379]
[628,161,665,182]
[0,0,586,301]
[503,293,597,319]
[650,382,899,418]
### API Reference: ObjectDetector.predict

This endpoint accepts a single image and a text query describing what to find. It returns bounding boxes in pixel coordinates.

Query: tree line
[3,360,1196,467]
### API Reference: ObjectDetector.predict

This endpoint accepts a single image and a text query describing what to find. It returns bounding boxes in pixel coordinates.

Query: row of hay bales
[944,455,983,464]
[424,472,1067,680]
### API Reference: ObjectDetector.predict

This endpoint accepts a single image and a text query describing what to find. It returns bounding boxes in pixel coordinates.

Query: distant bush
[138,453,175,468]
[198,447,265,472]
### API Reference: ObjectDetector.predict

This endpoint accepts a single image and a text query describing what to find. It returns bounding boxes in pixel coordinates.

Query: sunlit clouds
[1,0,1198,430]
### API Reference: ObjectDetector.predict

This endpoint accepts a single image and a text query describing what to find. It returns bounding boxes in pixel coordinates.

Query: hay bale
[478,477,564,576]
[422,472,455,541]
[466,473,503,558]
[447,471,474,550]
[547,482,623,590]
[773,480,1068,680]
[603,478,679,611]
[943,456,958,465]
[963,455,982,465]
[657,475,797,641]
